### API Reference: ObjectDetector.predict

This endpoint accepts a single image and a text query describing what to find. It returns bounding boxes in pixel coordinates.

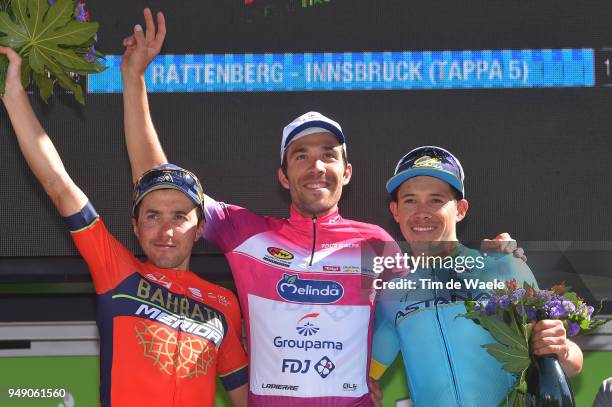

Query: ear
[194,221,204,242]
[277,167,290,190]
[456,199,469,222]
[342,162,353,186]
[389,200,400,223]
[131,217,140,239]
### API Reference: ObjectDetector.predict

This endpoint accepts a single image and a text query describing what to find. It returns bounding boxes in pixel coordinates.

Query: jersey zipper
[309,216,317,266]
[433,267,461,406]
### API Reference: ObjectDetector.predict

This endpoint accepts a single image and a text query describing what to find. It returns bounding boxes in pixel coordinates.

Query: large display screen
[0,0,611,310]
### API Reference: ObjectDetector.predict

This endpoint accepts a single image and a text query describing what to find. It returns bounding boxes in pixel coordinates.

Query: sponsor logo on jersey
[145,273,172,289]
[282,358,310,374]
[277,274,344,304]
[322,265,341,272]
[296,313,320,336]
[395,292,491,324]
[314,356,335,378]
[342,266,360,273]
[320,243,360,249]
[133,278,225,336]
[188,287,203,299]
[134,304,224,346]
[263,248,294,267]
[343,383,358,391]
[267,247,295,260]
[273,336,343,352]
[261,383,300,391]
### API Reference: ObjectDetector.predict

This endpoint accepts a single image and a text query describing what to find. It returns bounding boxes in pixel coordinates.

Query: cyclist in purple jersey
[119,9,525,406]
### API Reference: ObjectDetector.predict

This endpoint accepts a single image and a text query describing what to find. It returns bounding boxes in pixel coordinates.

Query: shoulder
[341,218,394,241]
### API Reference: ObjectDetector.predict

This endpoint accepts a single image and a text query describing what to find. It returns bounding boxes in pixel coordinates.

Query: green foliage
[0,0,104,103]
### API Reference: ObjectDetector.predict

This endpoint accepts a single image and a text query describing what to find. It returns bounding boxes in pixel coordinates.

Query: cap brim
[285,120,345,147]
[386,168,464,197]
[132,183,201,213]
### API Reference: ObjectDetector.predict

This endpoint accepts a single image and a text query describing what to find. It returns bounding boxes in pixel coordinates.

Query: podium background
[1,0,611,405]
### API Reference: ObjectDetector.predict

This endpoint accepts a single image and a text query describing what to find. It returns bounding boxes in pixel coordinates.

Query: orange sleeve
[71,218,138,294]
[216,289,248,390]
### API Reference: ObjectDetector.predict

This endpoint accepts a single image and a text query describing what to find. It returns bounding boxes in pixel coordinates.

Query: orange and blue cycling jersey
[67,202,248,407]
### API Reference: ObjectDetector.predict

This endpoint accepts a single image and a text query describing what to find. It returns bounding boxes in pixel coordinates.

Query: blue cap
[386,146,465,198]
[132,164,205,216]
[281,111,346,164]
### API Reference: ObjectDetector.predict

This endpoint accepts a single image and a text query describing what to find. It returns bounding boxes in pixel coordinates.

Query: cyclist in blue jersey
[369,146,583,407]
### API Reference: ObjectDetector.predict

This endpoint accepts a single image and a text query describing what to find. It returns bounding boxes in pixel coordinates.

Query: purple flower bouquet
[462,279,610,407]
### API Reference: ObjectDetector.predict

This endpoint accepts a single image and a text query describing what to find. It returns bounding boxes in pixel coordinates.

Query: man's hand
[531,319,569,359]
[368,377,383,407]
[120,8,166,78]
[480,233,527,262]
[0,46,24,100]
[531,319,583,377]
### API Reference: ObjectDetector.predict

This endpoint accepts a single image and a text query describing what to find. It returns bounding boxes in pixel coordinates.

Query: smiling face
[132,189,203,271]
[278,132,352,217]
[389,176,468,244]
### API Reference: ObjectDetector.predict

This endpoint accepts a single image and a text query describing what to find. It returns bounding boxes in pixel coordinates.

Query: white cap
[280,111,346,164]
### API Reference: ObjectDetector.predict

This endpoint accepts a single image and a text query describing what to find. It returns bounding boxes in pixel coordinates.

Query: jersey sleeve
[203,194,267,253]
[485,253,540,289]
[216,289,249,391]
[370,302,401,380]
[68,202,138,294]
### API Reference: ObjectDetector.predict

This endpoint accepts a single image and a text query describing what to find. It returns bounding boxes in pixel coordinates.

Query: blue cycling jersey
[371,245,538,407]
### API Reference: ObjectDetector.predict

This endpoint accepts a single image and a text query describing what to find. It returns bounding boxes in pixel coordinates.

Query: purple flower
[84,45,96,62]
[567,321,580,337]
[499,295,510,310]
[544,300,565,318]
[561,300,576,316]
[536,290,553,302]
[544,300,575,318]
[75,3,87,21]
[525,307,537,320]
[47,0,56,4]
[517,304,537,320]
[509,288,526,303]
[587,305,594,317]
[485,300,497,315]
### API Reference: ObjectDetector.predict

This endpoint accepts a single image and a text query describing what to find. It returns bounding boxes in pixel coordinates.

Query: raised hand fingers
[150,11,166,53]
[133,23,146,49]
[0,46,21,63]
[143,8,156,44]
[122,36,136,48]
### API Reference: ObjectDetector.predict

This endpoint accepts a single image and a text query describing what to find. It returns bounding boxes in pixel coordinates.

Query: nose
[308,158,326,176]
[413,203,433,221]
[158,219,174,239]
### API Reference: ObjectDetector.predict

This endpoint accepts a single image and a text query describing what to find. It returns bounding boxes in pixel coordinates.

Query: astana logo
[135,321,214,378]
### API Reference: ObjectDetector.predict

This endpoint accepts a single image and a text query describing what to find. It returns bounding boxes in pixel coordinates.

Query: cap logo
[413,155,442,169]
[159,173,173,183]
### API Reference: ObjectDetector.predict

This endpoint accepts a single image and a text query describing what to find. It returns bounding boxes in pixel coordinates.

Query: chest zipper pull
[309,215,317,266]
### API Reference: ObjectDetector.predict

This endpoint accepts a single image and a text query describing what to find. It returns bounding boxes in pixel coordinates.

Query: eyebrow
[290,144,339,155]
[399,192,446,198]
[143,209,190,215]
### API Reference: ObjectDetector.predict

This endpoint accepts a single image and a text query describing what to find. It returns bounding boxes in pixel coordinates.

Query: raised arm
[0,47,87,216]
[121,8,168,182]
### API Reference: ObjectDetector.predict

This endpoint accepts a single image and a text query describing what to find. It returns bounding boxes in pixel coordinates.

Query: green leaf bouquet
[0,0,104,103]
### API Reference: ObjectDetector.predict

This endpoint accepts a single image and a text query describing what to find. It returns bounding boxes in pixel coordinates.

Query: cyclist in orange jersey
[0,46,248,407]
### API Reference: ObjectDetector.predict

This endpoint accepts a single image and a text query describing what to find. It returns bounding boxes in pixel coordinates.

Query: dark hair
[281,149,348,177]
